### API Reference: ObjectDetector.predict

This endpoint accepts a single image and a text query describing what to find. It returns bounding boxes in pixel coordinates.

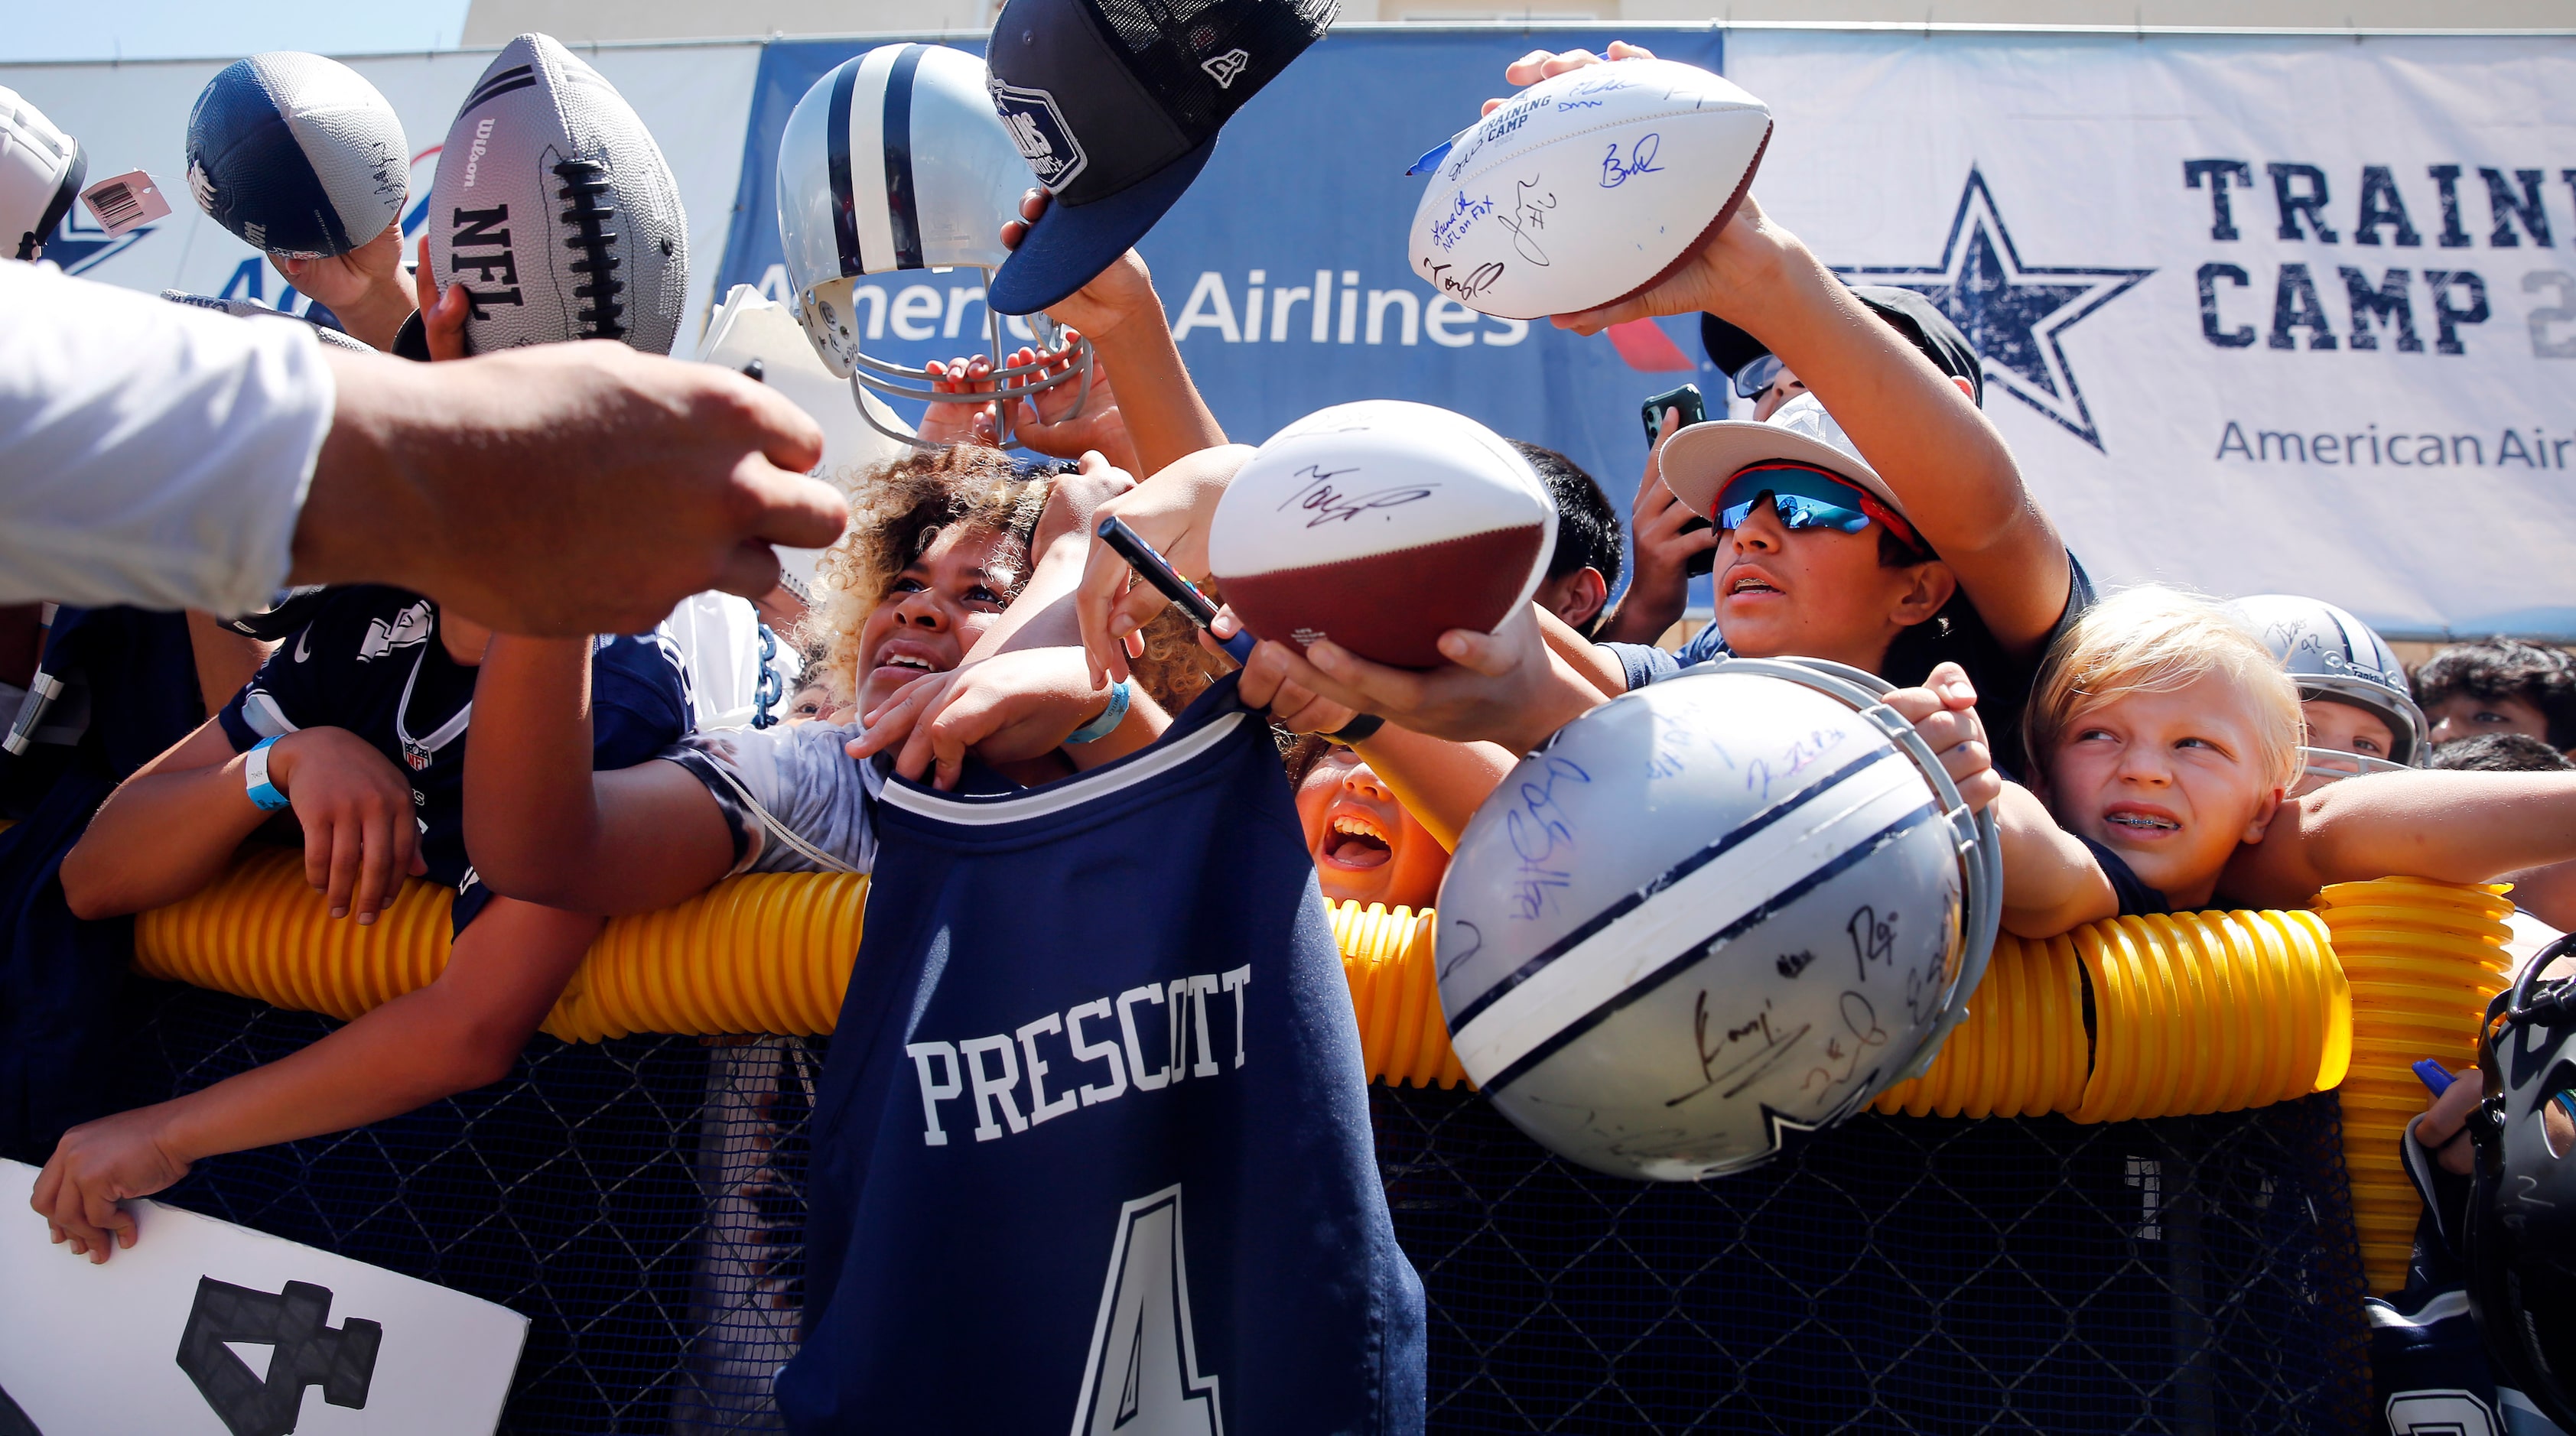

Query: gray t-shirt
[657,720,883,876]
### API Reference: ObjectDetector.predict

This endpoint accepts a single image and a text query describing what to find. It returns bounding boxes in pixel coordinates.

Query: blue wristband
[243,735,292,812]
[1065,681,1132,745]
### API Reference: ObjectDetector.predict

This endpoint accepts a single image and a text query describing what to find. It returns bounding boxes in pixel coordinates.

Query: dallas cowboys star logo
[1845,169,2150,452]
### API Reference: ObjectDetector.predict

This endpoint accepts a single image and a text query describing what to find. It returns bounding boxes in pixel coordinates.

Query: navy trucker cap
[1699,285,1986,408]
[986,0,1335,314]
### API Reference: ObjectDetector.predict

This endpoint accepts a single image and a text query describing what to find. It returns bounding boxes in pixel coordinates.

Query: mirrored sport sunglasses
[1712,463,1927,554]
[1730,353,1786,401]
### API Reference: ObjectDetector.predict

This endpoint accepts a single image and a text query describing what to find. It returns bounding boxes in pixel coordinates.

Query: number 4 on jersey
[1072,1186,1222,1436]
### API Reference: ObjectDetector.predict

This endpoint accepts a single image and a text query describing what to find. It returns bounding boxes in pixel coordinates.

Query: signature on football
[1600,132,1665,188]
[1493,178,1555,267]
[1421,258,1507,301]
[1278,465,1438,528]
[1429,190,1495,253]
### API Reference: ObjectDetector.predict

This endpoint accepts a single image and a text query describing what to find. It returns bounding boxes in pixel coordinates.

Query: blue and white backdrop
[10,26,2571,637]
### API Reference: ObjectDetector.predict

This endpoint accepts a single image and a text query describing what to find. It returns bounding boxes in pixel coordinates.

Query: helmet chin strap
[847,268,1095,453]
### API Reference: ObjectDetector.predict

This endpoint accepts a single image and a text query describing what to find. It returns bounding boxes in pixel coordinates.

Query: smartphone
[1640,383,1719,577]
[1097,517,1254,663]
[1640,382,1706,445]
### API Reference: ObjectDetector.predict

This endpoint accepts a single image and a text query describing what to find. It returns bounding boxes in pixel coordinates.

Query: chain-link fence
[117,977,2369,1434]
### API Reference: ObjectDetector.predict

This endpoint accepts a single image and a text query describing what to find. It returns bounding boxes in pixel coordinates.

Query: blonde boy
[1999,586,2576,937]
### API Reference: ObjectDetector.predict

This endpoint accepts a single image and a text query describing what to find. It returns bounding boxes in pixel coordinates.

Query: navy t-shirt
[2077,836,2170,918]
[216,586,690,932]
[1607,553,2095,777]
[777,677,1426,1434]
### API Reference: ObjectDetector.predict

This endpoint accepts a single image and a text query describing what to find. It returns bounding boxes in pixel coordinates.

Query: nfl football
[184,52,407,259]
[1407,57,1771,321]
[1208,401,1556,671]
[426,34,688,355]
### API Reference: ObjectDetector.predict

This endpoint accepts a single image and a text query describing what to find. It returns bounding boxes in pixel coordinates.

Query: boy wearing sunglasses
[1604,388,2089,772]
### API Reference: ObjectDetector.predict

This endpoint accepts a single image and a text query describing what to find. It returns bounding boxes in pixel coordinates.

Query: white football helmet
[2,86,83,262]
[775,44,1090,450]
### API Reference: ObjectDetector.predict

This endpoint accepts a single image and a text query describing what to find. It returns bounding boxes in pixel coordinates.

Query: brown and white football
[425,33,688,356]
[1209,401,1557,671]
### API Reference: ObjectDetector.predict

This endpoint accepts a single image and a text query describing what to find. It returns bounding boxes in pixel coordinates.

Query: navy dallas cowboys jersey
[777,677,1426,1434]
[217,586,690,932]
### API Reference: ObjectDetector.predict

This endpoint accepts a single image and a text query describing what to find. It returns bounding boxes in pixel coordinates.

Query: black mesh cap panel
[1088,0,1336,135]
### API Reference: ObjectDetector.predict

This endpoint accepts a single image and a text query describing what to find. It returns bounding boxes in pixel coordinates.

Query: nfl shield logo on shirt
[988,81,1088,191]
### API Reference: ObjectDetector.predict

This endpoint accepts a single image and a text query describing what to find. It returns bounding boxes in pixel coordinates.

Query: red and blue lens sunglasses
[1711,463,1927,555]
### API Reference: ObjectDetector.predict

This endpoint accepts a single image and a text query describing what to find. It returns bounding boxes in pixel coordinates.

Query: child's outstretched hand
[30,1108,192,1263]
[1880,661,1999,814]
[264,726,431,923]
[2412,1067,2480,1176]
[999,191,1163,343]
[916,353,998,447]
[847,647,1150,790]
[1001,333,1139,478]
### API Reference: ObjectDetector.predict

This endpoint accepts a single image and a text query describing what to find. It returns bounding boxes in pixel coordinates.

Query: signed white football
[1208,401,1556,671]
[426,34,688,355]
[1407,58,1771,321]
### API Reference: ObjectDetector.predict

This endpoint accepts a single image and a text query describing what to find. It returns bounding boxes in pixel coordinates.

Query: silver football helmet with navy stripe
[2235,593,2427,767]
[775,44,1091,450]
[1434,657,2003,1181]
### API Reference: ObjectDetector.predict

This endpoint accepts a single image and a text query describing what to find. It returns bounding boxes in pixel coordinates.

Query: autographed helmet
[2463,933,2576,1431]
[775,43,1090,450]
[2,86,84,262]
[2236,593,2427,766]
[1434,657,2003,1181]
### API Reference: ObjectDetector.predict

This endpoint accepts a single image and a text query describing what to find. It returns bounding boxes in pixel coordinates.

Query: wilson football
[185,52,407,259]
[1208,401,1556,671]
[1407,57,1771,321]
[426,33,688,355]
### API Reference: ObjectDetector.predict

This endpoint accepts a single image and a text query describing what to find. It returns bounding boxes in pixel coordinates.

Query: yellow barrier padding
[1874,910,2350,1122]
[2315,877,2516,1295]
[133,847,867,1041]
[1872,932,2088,1119]
[1329,901,1469,1090]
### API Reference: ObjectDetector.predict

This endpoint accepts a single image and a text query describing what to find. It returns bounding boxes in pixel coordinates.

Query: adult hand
[1074,444,1254,687]
[1250,603,1602,752]
[298,340,847,636]
[31,1109,192,1262]
[409,236,468,360]
[1597,404,1712,644]
[273,219,415,353]
[1879,661,1999,814]
[2414,1067,2481,1177]
[1000,190,1163,343]
[267,726,429,923]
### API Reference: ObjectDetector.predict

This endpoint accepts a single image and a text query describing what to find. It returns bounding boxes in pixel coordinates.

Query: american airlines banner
[9,28,2571,638]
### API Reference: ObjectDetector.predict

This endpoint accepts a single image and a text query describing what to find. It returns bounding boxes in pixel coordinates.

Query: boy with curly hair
[2414,637,2576,753]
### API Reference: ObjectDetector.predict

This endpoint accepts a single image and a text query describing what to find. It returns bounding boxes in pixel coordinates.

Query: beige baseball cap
[1658,393,1915,531]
